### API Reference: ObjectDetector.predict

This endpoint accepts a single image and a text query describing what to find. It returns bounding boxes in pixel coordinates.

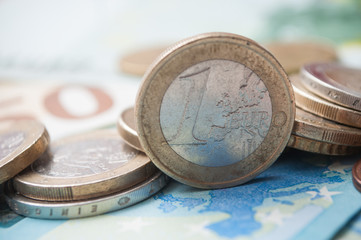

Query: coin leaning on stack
[287,62,361,155]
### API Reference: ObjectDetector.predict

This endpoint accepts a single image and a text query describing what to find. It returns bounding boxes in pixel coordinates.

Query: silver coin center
[32,139,138,177]
[0,131,25,160]
[160,59,272,167]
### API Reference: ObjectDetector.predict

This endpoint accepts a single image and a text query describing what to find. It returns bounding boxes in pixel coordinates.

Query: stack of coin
[287,62,361,155]
[3,126,168,219]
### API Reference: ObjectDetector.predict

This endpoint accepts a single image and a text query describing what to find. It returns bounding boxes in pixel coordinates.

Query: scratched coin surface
[301,63,361,111]
[136,32,295,189]
[5,172,168,219]
[287,135,361,155]
[117,107,143,152]
[291,74,361,128]
[13,129,157,201]
[266,41,337,74]
[0,120,49,184]
[293,108,361,146]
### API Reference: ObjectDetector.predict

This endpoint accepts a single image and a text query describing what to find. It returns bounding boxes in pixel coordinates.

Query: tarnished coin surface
[287,135,361,155]
[266,41,337,74]
[0,120,49,184]
[120,46,168,76]
[13,129,157,201]
[301,63,361,111]
[352,159,361,193]
[136,32,295,189]
[117,107,143,152]
[293,108,361,146]
[291,75,361,128]
[5,172,168,219]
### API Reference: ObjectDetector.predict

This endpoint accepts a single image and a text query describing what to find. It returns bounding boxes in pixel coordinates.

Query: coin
[301,63,361,111]
[117,107,143,152]
[136,32,295,189]
[120,46,168,76]
[266,41,337,74]
[0,120,49,184]
[293,108,361,146]
[352,158,361,193]
[287,135,361,155]
[13,129,157,201]
[291,74,361,128]
[5,172,168,219]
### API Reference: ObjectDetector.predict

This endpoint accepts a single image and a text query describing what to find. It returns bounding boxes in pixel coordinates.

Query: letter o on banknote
[136,32,295,189]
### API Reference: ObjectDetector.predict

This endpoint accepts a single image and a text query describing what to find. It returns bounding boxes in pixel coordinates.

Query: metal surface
[293,108,361,146]
[117,107,144,152]
[136,32,295,189]
[266,41,337,74]
[291,74,361,128]
[352,158,361,193]
[287,135,361,155]
[13,129,157,201]
[301,63,361,111]
[0,120,49,184]
[5,172,168,219]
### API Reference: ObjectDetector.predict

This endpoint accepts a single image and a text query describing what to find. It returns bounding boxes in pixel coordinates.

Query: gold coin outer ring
[0,120,50,184]
[136,33,295,189]
[13,131,157,201]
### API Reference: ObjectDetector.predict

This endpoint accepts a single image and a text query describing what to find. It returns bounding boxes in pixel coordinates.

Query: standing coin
[136,32,295,189]
[287,135,361,155]
[301,63,361,111]
[0,120,49,184]
[266,41,337,74]
[5,172,168,219]
[13,129,157,201]
[352,159,361,193]
[117,107,143,152]
[293,108,361,146]
[120,46,168,76]
[291,75,361,128]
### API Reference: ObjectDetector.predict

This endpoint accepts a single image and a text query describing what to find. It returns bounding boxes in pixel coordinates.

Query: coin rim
[13,129,157,201]
[352,159,361,193]
[136,32,295,189]
[0,120,50,184]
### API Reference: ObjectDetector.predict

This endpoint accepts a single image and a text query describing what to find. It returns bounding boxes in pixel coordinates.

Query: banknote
[1,149,361,240]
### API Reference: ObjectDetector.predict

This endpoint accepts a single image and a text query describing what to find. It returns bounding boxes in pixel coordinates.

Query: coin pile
[2,121,167,219]
[287,63,361,155]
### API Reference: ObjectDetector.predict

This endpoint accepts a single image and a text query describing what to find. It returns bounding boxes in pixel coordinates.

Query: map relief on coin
[160,60,272,167]
[32,139,138,177]
[0,131,25,160]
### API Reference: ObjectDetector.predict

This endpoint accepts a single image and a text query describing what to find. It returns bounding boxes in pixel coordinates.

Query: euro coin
[120,46,168,76]
[352,158,361,193]
[287,135,361,155]
[293,108,361,146]
[291,75,361,128]
[301,63,361,111]
[0,120,49,184]
[136,32,295,189]
[5,172,168,219]
[117,107,143,152]
[266,41,337,74]
[13,129,157,201]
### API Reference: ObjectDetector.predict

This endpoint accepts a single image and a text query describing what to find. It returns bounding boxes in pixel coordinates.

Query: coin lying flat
[287,135,361,155]
[5,172,168,219]
[266,41,337,74]
[136,32,295,189]
[117,107,143,152]
[291,75,361,128]
[301,63,361,111]
[293,108,361,146]
[352,159,361,193]
[13,129,157,201]
[0,120,49,184]
[120,46,168,76]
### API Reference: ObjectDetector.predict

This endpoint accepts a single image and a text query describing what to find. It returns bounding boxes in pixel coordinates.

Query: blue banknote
[1,149,361,240]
